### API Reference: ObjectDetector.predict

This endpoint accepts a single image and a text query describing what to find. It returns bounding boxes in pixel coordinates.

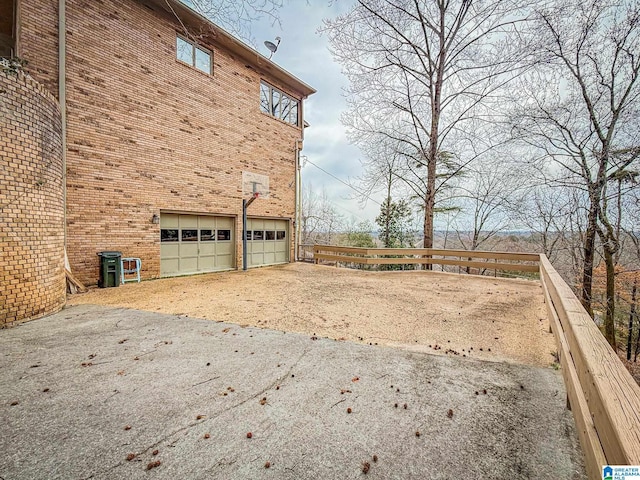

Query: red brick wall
[0,71,65,326]
[19,0,306,285]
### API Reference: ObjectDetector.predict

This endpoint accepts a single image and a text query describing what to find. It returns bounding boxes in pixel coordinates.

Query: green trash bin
[97,251,122,288]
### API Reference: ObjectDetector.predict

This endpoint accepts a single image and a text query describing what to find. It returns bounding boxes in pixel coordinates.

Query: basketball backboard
[242,171,270,198]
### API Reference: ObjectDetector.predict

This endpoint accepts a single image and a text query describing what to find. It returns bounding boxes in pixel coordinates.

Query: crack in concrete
[191,376,221,388]
[84,346,311,478]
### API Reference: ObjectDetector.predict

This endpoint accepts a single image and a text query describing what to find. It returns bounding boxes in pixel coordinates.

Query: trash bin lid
[97,251,123,257]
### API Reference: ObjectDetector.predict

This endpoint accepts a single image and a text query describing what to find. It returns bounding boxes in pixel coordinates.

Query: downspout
[59,0,67,252]
[294,138,303,262]
[294,94,308,262]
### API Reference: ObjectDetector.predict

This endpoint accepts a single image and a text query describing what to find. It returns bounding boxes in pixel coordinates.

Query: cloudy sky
[248,1,384,226]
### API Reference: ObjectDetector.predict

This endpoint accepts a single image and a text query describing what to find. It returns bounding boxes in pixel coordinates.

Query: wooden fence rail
[311,245,640,478]
[540,255,640,478]
[312,244,540,273]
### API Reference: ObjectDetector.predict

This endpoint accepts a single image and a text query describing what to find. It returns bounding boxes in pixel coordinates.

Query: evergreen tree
[376,199,413,248]
[344,221,376,248]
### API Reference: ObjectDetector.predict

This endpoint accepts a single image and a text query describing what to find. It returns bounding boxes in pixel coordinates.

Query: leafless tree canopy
[322,0,533,249]
[322,0,639,351]
[301,184,344,246]
[180,0,284,44]
[509,0,640,343]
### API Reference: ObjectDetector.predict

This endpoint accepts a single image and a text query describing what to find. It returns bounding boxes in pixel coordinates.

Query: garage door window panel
[161,229,178,242]
[253,231,264,240]
[265,231,276,241]
[217,229,231,241]
[200,229,215,242]
[277,230,286,240]
[182,229,198,241]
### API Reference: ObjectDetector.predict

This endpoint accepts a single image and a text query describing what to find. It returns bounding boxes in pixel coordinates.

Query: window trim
[176,34,213,75]
[260,80,300,127]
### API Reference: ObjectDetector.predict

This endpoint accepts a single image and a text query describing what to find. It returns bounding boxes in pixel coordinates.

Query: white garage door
[160,214,234,276]
[246,218,289,267]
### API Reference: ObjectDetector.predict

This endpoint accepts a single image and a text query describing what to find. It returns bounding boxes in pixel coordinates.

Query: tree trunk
[628,279,637,361]
[423,141,437,258]
[635,313,640,361]
[615,179,623,264]
[423,194,434,270]
[581,201,598,317]
[422,118,437,270]
[466,231,480,274]
[603,247,617,349]
[385,179,392,248]
[422,5,446,267]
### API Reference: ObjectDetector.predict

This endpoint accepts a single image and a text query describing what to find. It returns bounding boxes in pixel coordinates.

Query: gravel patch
[68,263,556,367]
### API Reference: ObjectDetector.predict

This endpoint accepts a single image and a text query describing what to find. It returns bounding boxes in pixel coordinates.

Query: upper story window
[0,0,16,58]
[176,35,212,75]
[260,81,299,127]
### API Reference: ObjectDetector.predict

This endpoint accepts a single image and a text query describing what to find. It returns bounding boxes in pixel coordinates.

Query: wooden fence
[540,255,640,478]
[311,245,640,477]
[298,244,316,263]
[312,244,540,273]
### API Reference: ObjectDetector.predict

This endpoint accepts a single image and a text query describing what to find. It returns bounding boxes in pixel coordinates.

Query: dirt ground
[68,263,556,367]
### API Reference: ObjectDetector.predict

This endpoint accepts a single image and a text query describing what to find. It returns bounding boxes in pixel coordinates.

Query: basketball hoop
[242,171,269,199]
[253,192,260,199]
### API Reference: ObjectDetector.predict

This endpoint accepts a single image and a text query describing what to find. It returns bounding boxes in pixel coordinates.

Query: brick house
[3,0,315,286]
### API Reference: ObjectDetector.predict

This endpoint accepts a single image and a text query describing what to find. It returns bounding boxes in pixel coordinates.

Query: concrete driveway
[1,305,585,479]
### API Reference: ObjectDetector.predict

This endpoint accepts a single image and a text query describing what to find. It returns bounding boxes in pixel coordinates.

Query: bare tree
[179,0,283,44]
[624,179,640,269]
[451,159,520,253]
[322,0,532,251]
[597,152,640,347]
[513,185,569,262]
[352,138,403,209]
[510,0,640,344]
[301,183,344,246]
